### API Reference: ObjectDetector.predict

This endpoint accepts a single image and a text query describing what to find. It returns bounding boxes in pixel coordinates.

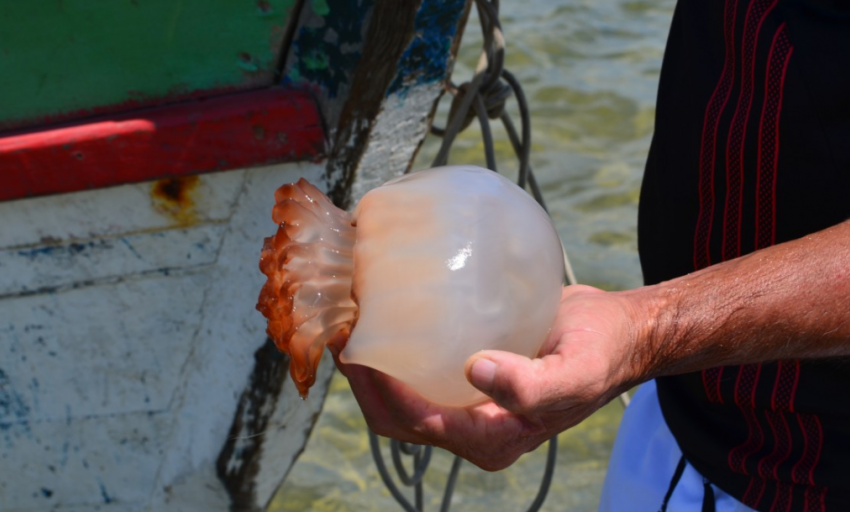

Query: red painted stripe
[693,0,740,271]
[0,88,325,202]
[755,24,793,250]
[722,0,778,261]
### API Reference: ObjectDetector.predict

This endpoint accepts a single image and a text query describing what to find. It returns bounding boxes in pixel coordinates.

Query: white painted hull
[0,162,335,511]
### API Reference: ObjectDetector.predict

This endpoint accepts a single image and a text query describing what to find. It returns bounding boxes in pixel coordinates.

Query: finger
[367,372,539,470]
[368,370,452,438]
[369,371,535,442]
[465,350,569,416]
[343,365,426,444]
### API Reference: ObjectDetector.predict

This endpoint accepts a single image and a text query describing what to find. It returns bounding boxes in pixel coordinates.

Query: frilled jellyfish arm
[256,179,358,399]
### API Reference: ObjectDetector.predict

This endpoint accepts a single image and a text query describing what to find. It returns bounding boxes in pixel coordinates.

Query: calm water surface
[271,0,675,510]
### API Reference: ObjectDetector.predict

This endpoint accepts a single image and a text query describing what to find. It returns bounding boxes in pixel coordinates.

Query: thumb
[465,351,547,415]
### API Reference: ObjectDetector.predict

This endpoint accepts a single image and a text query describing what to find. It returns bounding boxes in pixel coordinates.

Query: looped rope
[431,0,506,168]
[454,0,511,124]
[430,0,626,405]
[443,77,513,134]
[370,0,630,509]
[430,0,541,204]
[371,2,558,511]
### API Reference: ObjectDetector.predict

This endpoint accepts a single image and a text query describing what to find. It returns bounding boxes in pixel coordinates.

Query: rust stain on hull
[151,175,200,226]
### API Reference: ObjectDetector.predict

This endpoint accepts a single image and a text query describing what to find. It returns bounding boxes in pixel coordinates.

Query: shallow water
[271,0,675,510]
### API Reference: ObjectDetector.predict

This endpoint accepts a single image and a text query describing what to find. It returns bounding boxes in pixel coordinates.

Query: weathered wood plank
[0,161,332,511]
[0,0,298,131]
[0,3,471,510]
[326,0,471,207]
[387,0,470,96]
[280,0,470,208]
[146,163,334,512]
[0,272,209,425]
[0,411,170,510]
[0,226,225,297]
[0,171,245,250]
[216,343,333,512]
[281,0,376,136]
[321,0,427,206]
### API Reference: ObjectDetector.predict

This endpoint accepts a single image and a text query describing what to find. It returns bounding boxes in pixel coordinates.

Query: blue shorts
[598,380,756,512]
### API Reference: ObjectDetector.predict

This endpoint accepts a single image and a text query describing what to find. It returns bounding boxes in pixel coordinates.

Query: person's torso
[637,0,850,509]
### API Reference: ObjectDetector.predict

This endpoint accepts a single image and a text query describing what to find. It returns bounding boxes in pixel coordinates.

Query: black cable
[368,1,570,510]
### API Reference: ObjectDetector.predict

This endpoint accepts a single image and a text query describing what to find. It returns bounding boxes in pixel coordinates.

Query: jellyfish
[256,165,564,408]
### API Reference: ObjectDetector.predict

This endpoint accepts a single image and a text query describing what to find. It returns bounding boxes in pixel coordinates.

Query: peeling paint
[16,241,106,261]
[119,238,145,261]
[0,368,30,424]
[312,0,468,208]
[310,0,330,16]
[321,0,428,207]
[97,477,112,503]
[387,0,467,96]
[216,339,290,511]
[284,0,375,98]
[0,225,224,298]
[0,0,469,508]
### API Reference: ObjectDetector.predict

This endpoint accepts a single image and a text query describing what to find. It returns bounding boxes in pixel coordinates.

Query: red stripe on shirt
[729,364,765,478]
[771,360,801,412]
[693,0,740,271]
[755,23,793,249]
[703,366,726,404]
[770,482,794,512]
[759,361,800,509]
[796,414,827,512]
[722,0,778,261]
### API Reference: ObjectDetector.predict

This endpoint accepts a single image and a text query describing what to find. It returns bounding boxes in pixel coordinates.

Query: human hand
[333,285,645,471]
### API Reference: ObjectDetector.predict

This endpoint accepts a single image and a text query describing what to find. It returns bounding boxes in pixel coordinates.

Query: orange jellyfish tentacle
[256,179,358,399]
[259,167,563,407]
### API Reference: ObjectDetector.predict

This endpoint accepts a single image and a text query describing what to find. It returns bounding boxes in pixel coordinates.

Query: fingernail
[469,358,497,393]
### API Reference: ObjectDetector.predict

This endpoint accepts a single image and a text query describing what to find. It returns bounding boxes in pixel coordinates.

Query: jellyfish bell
[256,165,564,408]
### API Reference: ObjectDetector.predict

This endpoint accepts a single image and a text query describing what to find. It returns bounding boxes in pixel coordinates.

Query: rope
[369,0,629,509]
[432,0,629,407]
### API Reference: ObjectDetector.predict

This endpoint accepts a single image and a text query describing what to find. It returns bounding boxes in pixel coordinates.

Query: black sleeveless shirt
[638,0,850,510]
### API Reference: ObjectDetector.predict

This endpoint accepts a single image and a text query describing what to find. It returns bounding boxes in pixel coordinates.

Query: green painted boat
[0,1,471,510]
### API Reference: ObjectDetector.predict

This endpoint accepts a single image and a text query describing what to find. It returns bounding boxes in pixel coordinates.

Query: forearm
[624,219,850,381]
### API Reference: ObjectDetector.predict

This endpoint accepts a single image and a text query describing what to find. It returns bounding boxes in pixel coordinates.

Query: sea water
[270,0,675,509]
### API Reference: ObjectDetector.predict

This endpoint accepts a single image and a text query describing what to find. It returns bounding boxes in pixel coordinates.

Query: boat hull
[0,162,334,511]
[0,0,472,509]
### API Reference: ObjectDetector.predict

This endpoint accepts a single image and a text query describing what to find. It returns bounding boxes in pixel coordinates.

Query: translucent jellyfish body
[256,166,564,407]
